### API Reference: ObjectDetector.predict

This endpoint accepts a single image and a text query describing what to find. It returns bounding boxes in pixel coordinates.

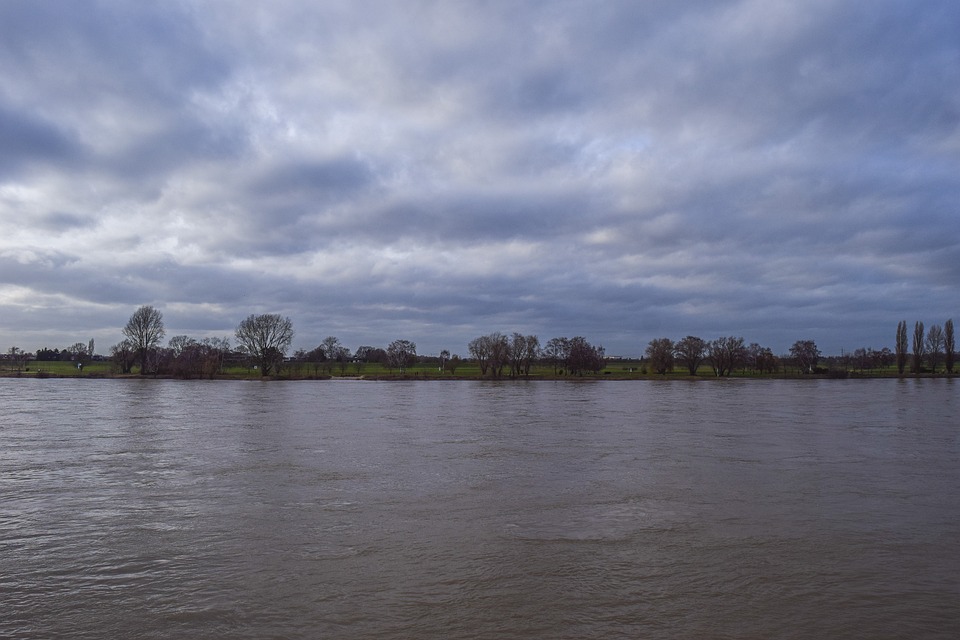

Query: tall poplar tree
[926,325,944,373]
[895,320,908,374]
[945,319,955,374]
[912,321,925,374]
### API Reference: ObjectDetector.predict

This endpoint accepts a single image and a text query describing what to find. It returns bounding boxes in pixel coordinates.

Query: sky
[1,0,958,358]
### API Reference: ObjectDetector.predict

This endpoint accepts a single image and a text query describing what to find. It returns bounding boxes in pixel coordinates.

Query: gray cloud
[0,102,85,174]
[1,0,958,357]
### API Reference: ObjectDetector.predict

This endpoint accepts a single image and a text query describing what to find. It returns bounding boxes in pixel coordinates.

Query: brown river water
[1,377,958,639]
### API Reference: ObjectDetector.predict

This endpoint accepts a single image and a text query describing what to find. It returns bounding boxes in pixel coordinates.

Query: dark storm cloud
[0,0,958,355]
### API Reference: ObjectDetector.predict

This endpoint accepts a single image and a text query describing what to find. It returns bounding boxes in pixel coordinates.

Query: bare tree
[386,339,417,373]
[7,346,28,374]
[945,319,955,374]
[468,332,509,378]
[926,324,944,373]
[168,335,196,359]
[123,305,166,375]
[337,348,352,375]
[110,339,136,374]
[353,345,382,375]
[142,346,168,377]
[468,335,493,377]
[200,337,231,378]
[520,335,540,377]
[168,336,204,379]
[852,348,870,373]
[566,336,605,376]
[789,339,821,374]
[235,314,294,376]
[320,336,347,375]
[755,346,777,374]
[543,337,570,375]
[875,347,894,371]
[489,332,510,378]
[509,333,526,378]
[708,336,746,377]
[896,320,908,374]
[508,333,540,378]
[645,338,675,375]
[447,354,461,375]
[439,349,450,373]
[912,321,925,374]
[675,336,707,375]
[67,342,91,369]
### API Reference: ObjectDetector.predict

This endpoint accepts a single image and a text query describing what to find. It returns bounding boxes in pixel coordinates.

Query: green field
[1,360,114,377]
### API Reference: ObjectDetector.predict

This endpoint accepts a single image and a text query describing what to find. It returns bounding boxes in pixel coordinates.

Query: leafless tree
[165,336,227,379]
[142,346,167,377]
[123,305,166,374]
[875,347,894,370]
[508,333,540,377]
[645,338,675,375]
[755,347,777,374]
[321,336,348,375]
[489,332,510,378]
[353,345,383,375]
[520,335,540,377]
[200,337,231,378]
[543,337,570,375]
[674,336,707,375]
[896,320,908,374]
[168,335,196,359]
[110,339,136,374]
[566,336,605,376]
[67,342,91,368]
[945,319,955,374]
[912,321,925,374]
[789,339,820,374]
[168,336,205,379]
[926,324,944,373]
[509,333,526,378]
[468,335,493,376]
[7,346,28,374]
[447,354,461,375]
[386,339,416,373]
[235,314,294,376]
[468,332,509,378]
[439,349,450,373]
[708,336,746,376]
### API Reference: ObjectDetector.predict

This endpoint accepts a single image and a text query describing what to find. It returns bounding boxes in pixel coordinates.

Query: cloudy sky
[1,0,958,357]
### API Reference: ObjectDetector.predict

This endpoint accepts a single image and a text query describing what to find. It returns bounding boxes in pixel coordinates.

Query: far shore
[1,369,955,381]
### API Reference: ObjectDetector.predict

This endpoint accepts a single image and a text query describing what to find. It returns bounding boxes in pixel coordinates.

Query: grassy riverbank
[2,360,952,380]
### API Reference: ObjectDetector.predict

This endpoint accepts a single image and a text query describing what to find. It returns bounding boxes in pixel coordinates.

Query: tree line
[466,333,606,378]
[895,319,955,374]
[107,306,424,378]
[105,307,610,378]
[641,336,818,376]
[4,306,956,378]
[641,320,955,377]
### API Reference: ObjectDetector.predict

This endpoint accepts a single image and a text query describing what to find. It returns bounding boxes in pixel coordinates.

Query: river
[1,378,958,639]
